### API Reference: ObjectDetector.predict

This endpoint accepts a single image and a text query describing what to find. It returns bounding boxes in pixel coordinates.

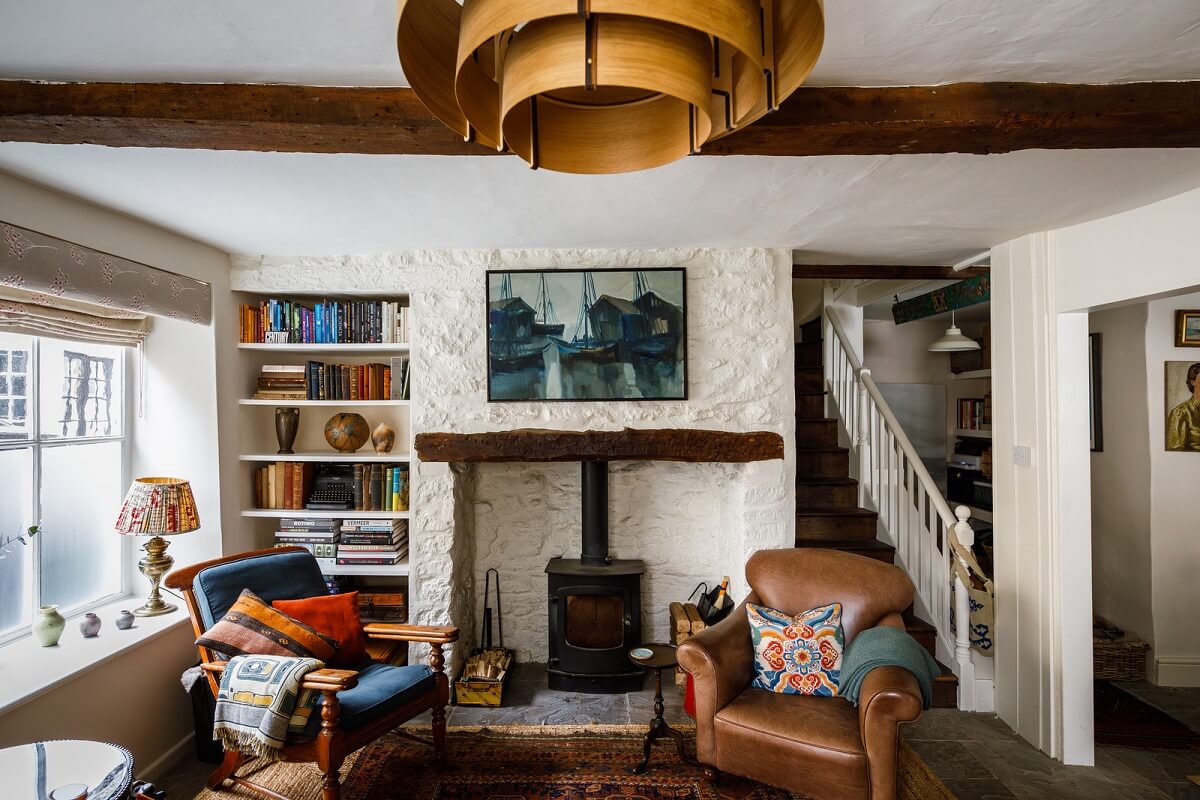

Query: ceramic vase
[275,407,300,455]
[33,604,65,647]
[79,612,101,638]
[371,422,396,454]
[115,609,135,630]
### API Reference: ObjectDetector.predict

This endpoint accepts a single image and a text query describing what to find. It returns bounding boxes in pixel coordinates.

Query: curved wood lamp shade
[396,0,825,174]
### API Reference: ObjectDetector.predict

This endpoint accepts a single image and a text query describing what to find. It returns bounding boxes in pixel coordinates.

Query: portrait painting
[1165,361,1200,451]
[486,268,687,402]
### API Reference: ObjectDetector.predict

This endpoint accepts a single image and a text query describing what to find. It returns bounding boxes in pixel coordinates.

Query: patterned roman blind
[1,221,212,324]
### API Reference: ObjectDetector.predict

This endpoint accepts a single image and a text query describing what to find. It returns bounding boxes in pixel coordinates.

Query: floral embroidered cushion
[748,602,844,696]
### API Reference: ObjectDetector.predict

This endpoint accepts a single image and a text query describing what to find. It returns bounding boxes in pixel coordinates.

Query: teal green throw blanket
[839,626,940,710]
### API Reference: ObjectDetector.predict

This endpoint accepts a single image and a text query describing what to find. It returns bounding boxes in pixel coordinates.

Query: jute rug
[190,726,953,800]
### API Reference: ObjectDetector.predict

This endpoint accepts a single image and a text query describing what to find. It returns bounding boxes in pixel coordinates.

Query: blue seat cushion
[302,661,435,738]
[193,550,329,630]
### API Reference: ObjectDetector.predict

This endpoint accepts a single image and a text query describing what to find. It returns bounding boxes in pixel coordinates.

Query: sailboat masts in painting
[531,273,564,335]
[551,272,618,362]
[489,273,550,374]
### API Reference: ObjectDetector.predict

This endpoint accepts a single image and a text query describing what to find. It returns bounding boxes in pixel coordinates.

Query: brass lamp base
[134,535,177,617]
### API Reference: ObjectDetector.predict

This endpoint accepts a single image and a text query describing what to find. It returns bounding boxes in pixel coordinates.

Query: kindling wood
[414,428,784,463]
[2,80,1198,157]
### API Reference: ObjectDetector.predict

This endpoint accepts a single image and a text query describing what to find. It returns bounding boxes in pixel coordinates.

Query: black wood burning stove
[545,460,645,693]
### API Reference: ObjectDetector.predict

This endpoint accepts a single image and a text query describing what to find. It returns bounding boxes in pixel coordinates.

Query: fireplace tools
[455,568,514,705]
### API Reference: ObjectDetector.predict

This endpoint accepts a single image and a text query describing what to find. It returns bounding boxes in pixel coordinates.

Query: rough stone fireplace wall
[232,249,796,668]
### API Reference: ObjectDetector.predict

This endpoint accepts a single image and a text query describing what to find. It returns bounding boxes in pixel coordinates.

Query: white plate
[630,647,653,659]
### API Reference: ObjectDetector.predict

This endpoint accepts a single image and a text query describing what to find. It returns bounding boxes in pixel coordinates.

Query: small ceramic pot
[115,609,135,630]
[79,612,101,638]
[33,604,66,647]
[371,422,396,454]
[275,407,300,454]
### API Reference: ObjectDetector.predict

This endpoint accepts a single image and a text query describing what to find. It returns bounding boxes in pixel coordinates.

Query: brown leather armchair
[677,548,923,800]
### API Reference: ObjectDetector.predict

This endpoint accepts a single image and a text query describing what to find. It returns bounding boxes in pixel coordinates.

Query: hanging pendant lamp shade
[396,0,825,174]
[928,311,981,352]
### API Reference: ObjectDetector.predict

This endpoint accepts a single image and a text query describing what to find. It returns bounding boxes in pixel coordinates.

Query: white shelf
[239,343,409,352]
[239,399,409,406]
[953,428,992,439]
[951,369,992,380]
[242,509,410,519]
[318,561,410,577]
[240,451,411,462]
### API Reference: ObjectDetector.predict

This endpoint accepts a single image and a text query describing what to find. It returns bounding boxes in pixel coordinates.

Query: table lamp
[113,477,200,617]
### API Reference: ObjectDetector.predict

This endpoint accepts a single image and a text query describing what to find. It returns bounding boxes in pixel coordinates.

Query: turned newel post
[952,504,977,710]
[856,368,872,507]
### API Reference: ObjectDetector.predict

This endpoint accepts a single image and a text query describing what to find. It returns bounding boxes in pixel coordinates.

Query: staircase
[793,318,959,708]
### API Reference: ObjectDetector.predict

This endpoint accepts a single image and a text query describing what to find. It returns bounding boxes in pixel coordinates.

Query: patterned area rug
[191,726,953,800]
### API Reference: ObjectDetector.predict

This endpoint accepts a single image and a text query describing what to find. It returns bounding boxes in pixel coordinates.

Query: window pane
[0,447,34,637]
[40,441,123,611]
[39,340,124,440]
[0,333,33,442]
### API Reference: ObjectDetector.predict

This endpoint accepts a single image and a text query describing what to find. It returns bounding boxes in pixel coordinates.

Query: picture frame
[1165,360,1200,451]
[1089,332,1103,452]
[1175,310,1200,347]
[485,267,688,402]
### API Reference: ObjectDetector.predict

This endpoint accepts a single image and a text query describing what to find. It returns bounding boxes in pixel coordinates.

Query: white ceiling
[2,1,1199,86]
[1,1,1200,259]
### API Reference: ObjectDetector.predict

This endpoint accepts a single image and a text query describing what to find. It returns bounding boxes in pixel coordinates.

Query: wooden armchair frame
[165,546,460,800]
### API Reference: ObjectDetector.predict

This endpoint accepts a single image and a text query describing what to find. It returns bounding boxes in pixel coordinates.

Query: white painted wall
[1088,305,1154,649]
[0,172,234,770]
[232,249,796,665]
[992,184,1200,765]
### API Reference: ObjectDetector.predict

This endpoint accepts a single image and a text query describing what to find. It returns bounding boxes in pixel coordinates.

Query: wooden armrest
[362,623,460,644]
[200,661,359,691]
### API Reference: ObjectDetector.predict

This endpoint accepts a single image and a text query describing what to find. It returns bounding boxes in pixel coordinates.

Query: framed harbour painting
[1175,310,1200,347]
[486,268,687,401]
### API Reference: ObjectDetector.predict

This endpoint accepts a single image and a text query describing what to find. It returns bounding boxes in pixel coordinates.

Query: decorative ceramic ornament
[275,407,300,454]
[79,612,102,638]
[372,422,396,454]
[115,609,135,630]
[324,413,370,453]
[33,604,66,646]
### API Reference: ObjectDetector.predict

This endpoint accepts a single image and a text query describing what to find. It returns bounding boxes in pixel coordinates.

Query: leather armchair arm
[858,665,923,800]
[677,601,754,763]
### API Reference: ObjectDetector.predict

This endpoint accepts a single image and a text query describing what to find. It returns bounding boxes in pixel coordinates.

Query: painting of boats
[486,267,687,401]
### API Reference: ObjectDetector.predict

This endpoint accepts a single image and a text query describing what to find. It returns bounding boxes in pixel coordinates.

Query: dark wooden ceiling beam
[2,80,1198,157]
[792,264,989,280]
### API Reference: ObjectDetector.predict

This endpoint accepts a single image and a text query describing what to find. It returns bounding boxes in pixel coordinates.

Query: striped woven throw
[213,654,323,760]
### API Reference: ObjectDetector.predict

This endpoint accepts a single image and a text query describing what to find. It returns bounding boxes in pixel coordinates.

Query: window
[0,333,129,642]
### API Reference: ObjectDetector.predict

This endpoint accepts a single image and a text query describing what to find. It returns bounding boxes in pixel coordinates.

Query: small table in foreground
[0,739,134,800]
[628,643,698,774]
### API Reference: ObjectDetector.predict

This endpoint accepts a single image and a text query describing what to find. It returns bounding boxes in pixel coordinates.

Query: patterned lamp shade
[114,477,200,535]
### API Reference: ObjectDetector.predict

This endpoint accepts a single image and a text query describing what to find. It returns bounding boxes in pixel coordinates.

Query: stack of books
[336,519,408,566]
[254,365,307,400]
[351,464,409,512]
[253,462,316,510]
[305,361,391,400]
[274,519,340,570]
[239,298,411,344]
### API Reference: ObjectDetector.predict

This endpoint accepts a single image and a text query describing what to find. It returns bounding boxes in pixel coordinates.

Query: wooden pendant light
[396,0,825,174]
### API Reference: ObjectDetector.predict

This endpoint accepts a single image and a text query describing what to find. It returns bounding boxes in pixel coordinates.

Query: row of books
[239,299,410,344]
[274,519,408,567]
[254,463,315,511]
[252,358,411,401]
[956,397,991,431]
[353,464,410,512]
[251,462,409,511]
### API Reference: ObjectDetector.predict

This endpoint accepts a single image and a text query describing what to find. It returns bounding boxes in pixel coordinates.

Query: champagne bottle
[714,575,731,611]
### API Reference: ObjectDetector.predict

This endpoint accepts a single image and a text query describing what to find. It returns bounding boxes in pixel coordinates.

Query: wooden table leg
[633,667,697,774]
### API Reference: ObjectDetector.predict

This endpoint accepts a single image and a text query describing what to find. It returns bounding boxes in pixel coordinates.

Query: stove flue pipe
[580,460,610,566]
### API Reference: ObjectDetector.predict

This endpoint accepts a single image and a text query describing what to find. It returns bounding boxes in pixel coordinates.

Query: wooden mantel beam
[2,80,1199,157]
[415,428,785,463]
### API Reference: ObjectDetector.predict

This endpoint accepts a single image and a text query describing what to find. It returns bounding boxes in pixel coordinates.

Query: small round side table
[0,739,134,800]
[628,643,697,774]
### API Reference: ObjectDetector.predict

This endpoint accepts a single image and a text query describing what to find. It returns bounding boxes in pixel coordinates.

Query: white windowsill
[0,595,190,716]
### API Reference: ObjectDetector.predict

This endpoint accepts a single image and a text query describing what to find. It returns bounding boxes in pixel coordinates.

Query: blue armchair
[166,546,458,800]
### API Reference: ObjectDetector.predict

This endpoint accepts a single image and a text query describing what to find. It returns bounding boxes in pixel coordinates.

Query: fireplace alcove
[416,427,785,693]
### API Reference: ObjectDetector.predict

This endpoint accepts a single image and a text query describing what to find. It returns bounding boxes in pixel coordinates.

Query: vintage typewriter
[305,464,355,510]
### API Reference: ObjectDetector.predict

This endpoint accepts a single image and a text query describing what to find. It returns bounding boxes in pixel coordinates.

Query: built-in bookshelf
[235,292,415,584]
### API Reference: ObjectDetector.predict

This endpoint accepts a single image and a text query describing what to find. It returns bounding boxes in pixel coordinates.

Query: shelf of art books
[238,343,410,353]
[239,399,409,407]
[242,509,410,519]
[239,451,412,463]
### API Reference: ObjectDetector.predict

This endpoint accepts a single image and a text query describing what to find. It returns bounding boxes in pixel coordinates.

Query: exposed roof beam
[2,81,1198,158]
[792,264,990,280]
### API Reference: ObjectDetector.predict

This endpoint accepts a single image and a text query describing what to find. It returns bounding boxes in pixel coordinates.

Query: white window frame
[0,336,133,647]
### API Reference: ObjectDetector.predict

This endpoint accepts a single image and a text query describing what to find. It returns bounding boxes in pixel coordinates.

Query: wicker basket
[1093,638,1149,681]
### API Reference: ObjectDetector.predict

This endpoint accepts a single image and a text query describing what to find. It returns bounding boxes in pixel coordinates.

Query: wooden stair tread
[795,476,857,485]
[795,507,877,518]
[794,537,894,552]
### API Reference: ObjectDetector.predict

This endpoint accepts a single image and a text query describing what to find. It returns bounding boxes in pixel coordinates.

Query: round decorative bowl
[324,412,370,453]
